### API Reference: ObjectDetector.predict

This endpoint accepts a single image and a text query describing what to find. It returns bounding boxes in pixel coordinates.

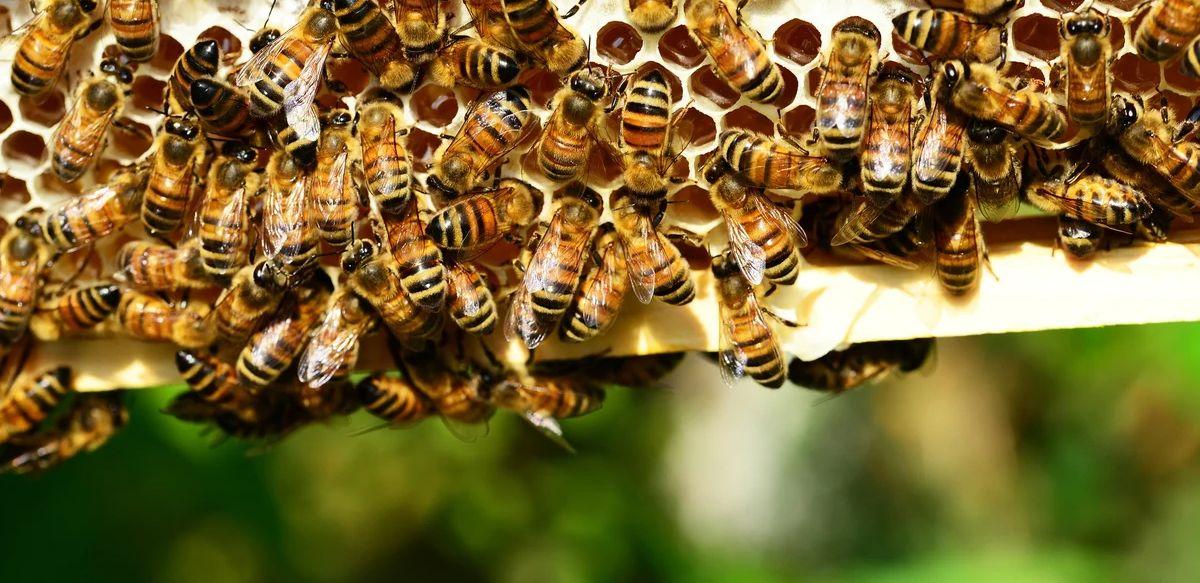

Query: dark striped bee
[1057,215,1104,259]
[356,372,437,426]
[620,68,688,207]
[911,68,967,205]
[429,37,523,90]
[142,116,206,234]
[965,119,1021,222]
[932,192,984,296]
[262,150,318,277]
[787,339,934,394]
[425,178,542,251]
[941,61,1067,147]
[379,203,446,311]
[312,109,359,247]
[1,391,127,474]
[1059,7,1112,129]
[718,130,842,193]
[167,39,221,114]
[0,223,53,346]
[236,272,333,387]
[861,69,915,207]
[1027,174,1151,226]
[38,167,147,253]
[30,283,121,341]
[712,250,788,388]
[106,0,159,62]
[427,86,535,197]
[189,77,256,139]
[815,17,881,161]
[357,98,413,215]
[1182,37,1200,78]
[117,291,214,348]
[536,67,613,183]
[174,350,256,421]
[560,224,627,343]
[198,142,260,280]
[9,0,100,97]
[611,196,695,306]
[1100,148,1193,222]
[933,0,1016,20]
[498,0,587,75]
[0,366,73,445]
[482,372,605,450]
[891,9,1004,63]
[51,59,133,183]
[684,0,782,103]
[325,0,415,90]
[1108,95,1200,204]
[114,239,212,292]
[626,0,677,33]
[708,169,806,286]
[446,262,498,336]
[341,239,443,340]
[298,287,376,389]
[1134,0,1200,62]
[211,258,289,345]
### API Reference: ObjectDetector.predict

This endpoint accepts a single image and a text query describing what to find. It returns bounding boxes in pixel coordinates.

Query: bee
[427,86,535,197]
[379,205,446,311]
[107,0,159,62]
[262,150,318,277]
[167,39,221,114]
[51,59,133,183]
[931,0,1016,20]
[400,356,493,441]
[237,273,333,387]
[1135,206,1174,243]
[198,142,260,280]
[1056,7,1111,129]
[465,0,519,53]
[712,250,787,389]
[933,192,983,296]
[592,352,684,387]
[341,239,443,340]
[910,69,968,205]
[965,119,1021,222]
[357,98,413,215]
[425,178,542,250]
[719,130,842,193]
[536,68,612,183]
[356,372,436,426]
[248,27,282,54]
[861,70,915,207]
[142,116,206,234]
[1100,148,1193,222]
[499,0,587,76]
[30,283,120,341]
[626,0,677,33]
[1134,0,1200,62]
[9,0,100,97]
[114,239,212,291]
[117,292,214,348]
[684,0,782,103]
[506,184,603,350]
[1108,95,1200,203]
[0,220,53,346]
[560,224,627,342]
[429,37,523,90]
[815,17,881,161]
[941,61,1068,147]
[483,373,605,449]
[891,9,1004,63]
[1,392,127,474]
[189,77,256,139]
[38,168,147,253]
[380,0,446,66]
[1057,215,1104,259]
[324,0,416,90]
[1027,174,1151,226]
[1183,36,1200,78]
[620,68,687,207]
[211,258,289,345]
[174,350,256,420]
[787,339,934,394]
[298,288,376,389]
[446,262,498,336]
[708,170,806,286]
[312,109,359,247]
[0,367,74,445]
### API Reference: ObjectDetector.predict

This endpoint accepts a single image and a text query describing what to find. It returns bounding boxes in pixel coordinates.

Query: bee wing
[665,109,696,161]
[724,211,767,286]
[262,176,308,261]
[573,247,620,331]
[520,411,576,453]
[717,298,748,388]
[234,25,296,87]
[440,416,490,443]
[504,286,552,349]
[317,149,350,216]
[972,170,1022,223]
[297,303,361,389]
[849,244,920,270]
[831,198,887,247]
[755,194,808,248]
[452,265,485,317]
[283,42,332,143]
[622,215,666,304]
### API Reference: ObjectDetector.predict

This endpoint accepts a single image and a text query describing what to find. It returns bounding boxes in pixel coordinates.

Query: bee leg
[1174,103,1200,143]
[762,306,801,328]
[558,0,588,19]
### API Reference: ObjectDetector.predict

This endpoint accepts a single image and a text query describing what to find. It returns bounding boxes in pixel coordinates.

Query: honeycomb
[0,0,1198,391]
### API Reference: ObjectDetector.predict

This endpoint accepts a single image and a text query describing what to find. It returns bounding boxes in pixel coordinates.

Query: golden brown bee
[709,170,807,286]
[536,68,612,183]
[446,262,498,336]
[298,287,376,389]
[51,59,132,183]
[189,77,256,139]
[0,223,52,346]
[1,391,127,474]
[1182,36,1200,78]
[142,116,206,234]
[115,239,212,292]
[379,204,446,311]
[198,142,260,280]
[380,0,446,66]
[1136,206,1174,243]
[499,0,587,75]
[830,190,923,247]
[684,0,782,103]
[312,109,359,247]
[9,0,100,97]
[1134,0,1200,62]
[861,70,915,207]
[507,185,603,350]
[465,0,520,55]
[211,258,289,345]
[236,273,333,387]
[719,130,843,193]
[357,98,412,215]
[38,167,147,253]
[560,224,628,342]
[427,86,535,197]
[1059,8,1111,129]
[626,0,677,33]
[911,69,968,205]
[429,37,523,90]
[593,352,685,387]
[0,366,73,445]
[167,39,221,114]
[262,150,318,277]
[933,193,983,296]
[30,283,121,341]
[1108,95,1200,204]
[965,119,1021,222]
[620,68,687,207]
[1028,174,1151,226]
[325,0,416,90]
[425,178,542,250]
[815,17,881,161]
[787,339,934,394]
[891,9,1004,63]
[117,292,214,348]
[483,373,605,448]
[933,0,1017,20]
[174,350,255,420]
[341,239,443,340]
[1057,215,1104,259]
[613,197,695,305]
[712,250,787,388]
[356,372,436,426]
[106,0,159,62]
[1100,148,1193,222]
[942,61,1068,146]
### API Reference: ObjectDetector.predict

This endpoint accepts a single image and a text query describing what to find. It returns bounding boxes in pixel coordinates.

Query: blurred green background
[3,324,1200,582]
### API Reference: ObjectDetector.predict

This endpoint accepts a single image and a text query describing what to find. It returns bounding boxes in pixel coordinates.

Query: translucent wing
[850,244,920,270]
[317,149,349,217]
[521,411,576,453]
[724,211,767,286]
[754,193,808,248]
[972,168,1022,223]
[283,42,331,143]
[504,285,552,349]
[297,299,361,388]
[717,296,747,388]
[262,176,308,259]
[234,25,295,87]
[622,212,667,304]
[522,212,586,298]
[574,247,620,333]
[452,265,484,318]
[440,416,490,443]
[831,198,888,247]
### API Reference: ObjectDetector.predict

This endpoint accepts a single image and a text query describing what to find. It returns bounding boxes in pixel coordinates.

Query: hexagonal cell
[407,127,442,173]
[678,108,716,146]
[806,68,823,98]
[586,142,623,186]
[131,75,168,112]
[0,5,10,36]
[0,99,12,133]
[198,26,243,67]
[597,21,642,65]
[1108,15,1126,53]
[689,68,739,109]
[150,35,184,72]
[774,19,821,66]
[722,106,774,135]
[673,236,712,271]
[1113,53,1162,94]
[2,131,47,171]
[0,174,30,206]
[412,84,459,127]
[36,169,87,196]
[782,105,817,138]
[327,58,371,96]
[660,25,705,68]
[1164,60,1200,94]
[667,184,719,227]
[519,68,562,107]
[110,118,154,159]
[18,91,66,127]
[1013,13,1062,61]
[635,62,683,103]
[771,67,799,109]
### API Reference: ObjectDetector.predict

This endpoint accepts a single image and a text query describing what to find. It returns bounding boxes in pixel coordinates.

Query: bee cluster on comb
[0,0,1197,472]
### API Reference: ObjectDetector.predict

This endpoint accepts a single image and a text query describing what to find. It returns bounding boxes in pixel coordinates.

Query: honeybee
[1134,0,1200,62]
[114,239,212,291]
[626,0,677,33]
[37,167,147,253]
[380,0,446,66]
[464,0,519,54]
[592,352,684,387]
[861,70,915,207]
[1,391,127,474]
[262,150,318,277]
[357,98,413,215]
[142,116,206,234]
[425,178,542,250]
[427,86,535,197]
[942,61,1067,147]
[891,9,1004,63]
[787,339,934,394]
[1027,174,1151,226]
[483,373,605,449]
[932,192,983,296]
[560,224,627,342]
[0,220,53,346]
[175,350,258,421]
[499,0,587,75]
[211,258,289,345]
[356,372,436,426]
[932,0,1017,20]
[506,184,603,350]
[1057,215,1104,259]
[312,109,359,247]
[1060,7,1111,129]
[9,0,100,97]
[708,170,806,286]
[815,17,881,161]
[612,193,696,305]
[298,288,376,389]
[0,366,74,445]
[911,69,967,205]
[30,283,121,341]
[324,0,416,90]
[1108,95,1200,203]
[341,239,443,340]
[107,0,158,62]
[51,59,133,183]
[1183,36,1200,78]
[117,292,214,348]
[712,250,787,388]
[1135,206,1174,243]
[198,142,260,280]
[718,130,843,193]
[396,351,493,440]
[429,37,523,90]
[445,262,498,335]
[167,39,221,114]
[536,68,613,183]
[684,0,782,103]
[378,204,446,311]
[965,119,1021,222]
[1100,148,1193,222]
[620,68,688,207]
[189,77,256,139]
[237,273,333,387]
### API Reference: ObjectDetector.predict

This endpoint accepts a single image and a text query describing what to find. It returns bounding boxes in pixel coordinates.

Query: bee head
[325,108,354,128]
[340,240,376,273]
[252,258,289,291]
[307,8,340,40]
[966,119,1008,145]
[1064,9,1107,37]
[568,70,606,102]
[710,250,737,278]
[222,141,258,165]
[165,116,201,141]
[99,59,134,85]
[1111,95,1140,133]
[250,28,281,54]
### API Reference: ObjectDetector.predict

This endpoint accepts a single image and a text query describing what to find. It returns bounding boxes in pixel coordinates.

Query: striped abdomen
[0,263,41,344]
[447,264,497,335]
[357,373,436,424]
[727,299,785,387]
[861,87,912,205]
[52,82,120,182]
[561,244,627,342]
[11,16,80,97]
[236,299,322,386]
[117,292,178,342]
[385,214,446,310]
[1153,142,1200,200]
[893,9,988,60]
[1183,37,1200,77]
[39,284,121,338]
[627,235,694,305]
[0,367,72,443]
[621,69,671,151]
[42,185,141,252]
[426,195,504,250]
[108,0,159,62]
[502,0,560,48]
[332,0,408,73]
[731,207,800,285]
[816,44,874,160]
[359,108,412,214]
[1065,37,1109,127]
[528,234,590,319]
[190,77,254,137]
[911,102,966,204]
[175,350,244,408]
[169,40,220,113]
[992,91,1066,144]
[1061,176,1150,225]
[198,185,251,279]
[1135,0,1200,62]
[439,38,520,88]
[537,113,592,181]
[313,146,357,247]
[933,195,981,296]
[248,38,316,118]
[142,141,200,233]
[719,130,840,192]
[690,2,781,102]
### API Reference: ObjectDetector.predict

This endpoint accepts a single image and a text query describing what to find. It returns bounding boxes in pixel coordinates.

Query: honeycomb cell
[1104,0,1139,9]
[0,5,9,36]
[19,91,66,127]
[2,131,47,170]
[597,21,642,65]
[198,26,243,66]
[131,75,168,112]
[0,174,30,206]
[412,84,459,127]
[660,25,705,68]
[1164,60,1200,94]
[806,68,823,98]
[678,108,716,146]
[722,106,774,135]
[1109,16,1125,53]
[1003,61,1047,91]
[151,35,185,71]
[667,185,719,227]
[1013,14,1062,62]
[673,236,711,271]
[0,99,12,133]
[689,68,739,109]
[478,239,521,267]
[37,169,86,196]
[327,59,371,96]
[407,127,442,173]
[1113,53,1161,94]
[774,19,821,66]
[635,62,684,102]
[111,119,154,159]
[782,105,816,137]
[771,67,799,109]
[586,142,623,186]
[519,69,562,108]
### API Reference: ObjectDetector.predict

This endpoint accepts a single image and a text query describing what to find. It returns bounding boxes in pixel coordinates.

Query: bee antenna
[143,104,170,116]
